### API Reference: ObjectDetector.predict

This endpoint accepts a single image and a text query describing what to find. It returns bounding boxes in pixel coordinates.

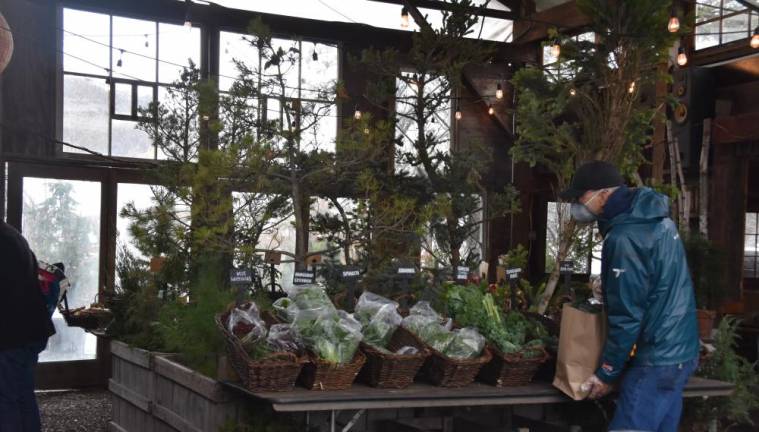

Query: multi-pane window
[62,8,201,159]
[395,73,451,174]
[421,195,484,269]
[695,0,759,50]
[219,32,339,153]
[745,212,759,278]
[545,202,602,275]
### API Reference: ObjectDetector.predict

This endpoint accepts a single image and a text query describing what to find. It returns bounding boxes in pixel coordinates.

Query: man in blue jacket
[0,220,55,432]
[560,161,700,432]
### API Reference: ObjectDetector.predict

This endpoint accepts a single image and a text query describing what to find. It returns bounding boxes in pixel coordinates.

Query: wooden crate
[152,355,243,431]
[109,340,173,432]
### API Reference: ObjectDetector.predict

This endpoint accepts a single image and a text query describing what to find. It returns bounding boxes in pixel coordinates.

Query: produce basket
[358,329,429,389]
[59,292,113,330]
[394,326,491,387]
[299,350,366,391]
[215,313,303,392]
[477,346,549,387]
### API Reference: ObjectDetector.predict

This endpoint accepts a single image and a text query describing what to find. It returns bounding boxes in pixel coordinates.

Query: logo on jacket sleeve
[612,268,626,278]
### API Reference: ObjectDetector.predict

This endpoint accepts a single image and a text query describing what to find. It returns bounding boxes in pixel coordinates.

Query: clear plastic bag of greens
[266,323,303,353]
[272,297,299,323]
[443,327,486,359]
[409,301,441,320]
[402,314,454,352]
[291,284,336,314]
[227,303,267,345]
[355,292,398,325]
[362,304,402,348]
[337,310,363,335]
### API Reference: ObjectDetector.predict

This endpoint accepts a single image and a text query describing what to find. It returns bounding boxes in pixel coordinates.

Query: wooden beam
[462,63,514,137]
[366,0,517,20]
[692,40,759,67]
[712,111,759,144]
[402,0,434,33]
[513,1,591,45]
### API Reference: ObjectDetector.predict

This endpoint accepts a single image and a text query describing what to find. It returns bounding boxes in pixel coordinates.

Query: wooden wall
[0,0,57,159]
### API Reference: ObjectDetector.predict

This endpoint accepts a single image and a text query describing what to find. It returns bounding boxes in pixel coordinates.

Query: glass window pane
[301,102,336,153]
[63,75,109,155]
[63,9,110,75]
[22,178,101,362]
[112,17,156,82]
[696,0,722,23]
[695,21,721,50]
[159,23,201,83]
[137,85,154,112]
[117,183,155,261]
[219,31,260,92]
[267,38,300,99]
[301,43,338,100]
[746,213,758,235]
[114,82,132,116]
[112,119,154,158]
[723,12,750,44]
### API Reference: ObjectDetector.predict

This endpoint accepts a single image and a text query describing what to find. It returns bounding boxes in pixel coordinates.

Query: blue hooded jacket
[595,187,699,383]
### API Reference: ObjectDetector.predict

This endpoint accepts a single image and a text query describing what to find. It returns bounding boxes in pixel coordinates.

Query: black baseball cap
[559,160,624,201]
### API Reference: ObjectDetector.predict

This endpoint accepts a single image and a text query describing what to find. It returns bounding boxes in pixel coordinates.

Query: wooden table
[223,377,733,431]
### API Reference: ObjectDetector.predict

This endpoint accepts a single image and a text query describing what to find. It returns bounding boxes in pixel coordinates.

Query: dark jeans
[0,340,46,432]
[609,358,698,432]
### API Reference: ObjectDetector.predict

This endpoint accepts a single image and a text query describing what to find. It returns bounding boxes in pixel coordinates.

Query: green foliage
[107,247,166,351]
[445,284,547,355]
[684,317,759,428]
[159,259,235,377]
[682,232,725,310]
[358,1,520,271]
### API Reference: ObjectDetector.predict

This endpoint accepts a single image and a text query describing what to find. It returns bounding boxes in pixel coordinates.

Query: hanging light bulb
[400,7,410,29]
[363,128,370,135]
[495,83,503,100]
[668,7,680,33]
[550,39,561,58]
[569,88,577,97]
[677,47,688,66]
[116,49,124,67]
[144,34,149,48]
[431,115,437,124]
[455,104,462,121]
[751,27,759,49]
[354,106,362,120]
[183,0,192,28]
[488,104,495,116]
[312,44,319,61]
[628,81,636,94]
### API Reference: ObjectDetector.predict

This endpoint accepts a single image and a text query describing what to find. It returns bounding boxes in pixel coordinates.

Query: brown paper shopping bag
[553,303,607,400]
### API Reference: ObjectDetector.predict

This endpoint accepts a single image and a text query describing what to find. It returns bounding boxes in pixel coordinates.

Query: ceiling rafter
[365,0,518,20]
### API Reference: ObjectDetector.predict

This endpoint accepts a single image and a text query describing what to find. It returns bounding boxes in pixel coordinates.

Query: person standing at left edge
[561,161,700,432]
[0,220,55,432]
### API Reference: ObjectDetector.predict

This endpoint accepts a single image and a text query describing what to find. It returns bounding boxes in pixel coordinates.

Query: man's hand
[580,374,611,400]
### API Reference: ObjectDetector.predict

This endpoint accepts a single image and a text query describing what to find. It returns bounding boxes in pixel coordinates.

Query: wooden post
[699,118,712,237]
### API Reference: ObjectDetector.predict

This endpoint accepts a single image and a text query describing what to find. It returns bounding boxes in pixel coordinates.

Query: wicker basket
[394,326,492,387]
[299,350,366,391]
[477,346,549,387]
[215,313,303,392]
[358,329,429,389]
[59,293,112,330]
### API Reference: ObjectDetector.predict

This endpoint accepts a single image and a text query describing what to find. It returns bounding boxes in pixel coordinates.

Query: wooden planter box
[108,340,243,432]
[109,340,171,432]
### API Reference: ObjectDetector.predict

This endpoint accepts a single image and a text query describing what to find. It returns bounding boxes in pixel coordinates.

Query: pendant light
[495,83,503,100]
[677,47,688,66]
[400,7,410,29]
[751,27,759,49]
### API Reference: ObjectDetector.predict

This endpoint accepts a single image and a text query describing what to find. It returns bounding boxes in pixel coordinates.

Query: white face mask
[570,190,602,224]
